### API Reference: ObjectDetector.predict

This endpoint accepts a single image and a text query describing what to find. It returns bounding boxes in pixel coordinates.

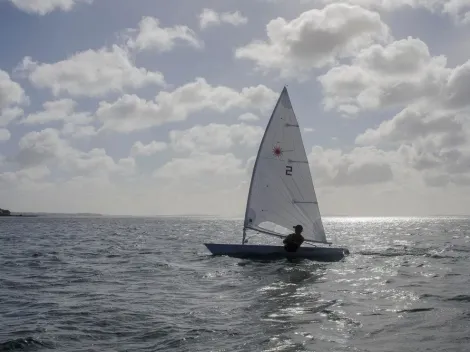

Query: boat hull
[204,243,348,262]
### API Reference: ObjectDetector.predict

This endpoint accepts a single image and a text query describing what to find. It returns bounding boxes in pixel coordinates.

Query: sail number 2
[285,165,292,176]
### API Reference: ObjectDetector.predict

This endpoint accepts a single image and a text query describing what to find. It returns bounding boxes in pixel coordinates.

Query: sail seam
[277,175,312,228]
[288,159,308,163]
[270,178,310,228]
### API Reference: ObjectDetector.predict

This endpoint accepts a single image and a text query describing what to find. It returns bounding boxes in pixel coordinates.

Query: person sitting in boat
[283,225,304,252]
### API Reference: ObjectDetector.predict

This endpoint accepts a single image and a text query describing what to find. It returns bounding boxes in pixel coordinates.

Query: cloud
[199,8,248,29]
[125,16,202,52]
[169,123,263,153]
[16,165,51,180]
[21,99,88,125]
[152,152,250,213]
[318,34,470,119]
[304,127,314,133]
[13,128,133,177]
[130,141,168,156]
[398,138,470,188]
[62,149,135,177]
[443,60,470,109]
[356,105,467,147]
[15,45,165,97]
[350,86,470,189]
[443,0,470,24]
[9,0,92,15]
[61,124,96,139]
[15,128,74,167]
[154,152,245,179]
[235,3,390,78]
[308,146,395,186]
[353,102,470,188]
[0,107,24,127]
[96,78,277,133]
[0,165,51,191]
[320,0,470,24]
[238,112,259,121]
[318,36,449,114]
[0,70,27,111]
[19,98,95,139]
[0,129,10,142]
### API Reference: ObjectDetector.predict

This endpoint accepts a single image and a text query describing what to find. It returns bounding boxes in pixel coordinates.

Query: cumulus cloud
[443,60,470,109]
[14,128,134,177]
[320,44,470,133]
[61,124,97,139]
[238,112,259,122]
[308,146,396,186]
[154,152,245,179]
[235,3,390,78]
[0,70,27,112]
[9,0,92,15]
[21,99,89,125]
[15,128,76,167]
[169,123,263,153]
[318,36,449,114]
[19,98,95,139]
[96,78,277,133]
[152,151,250,210]
[16,165,51,180]
[320,0,470,24]
[0,107,24,127]
[199,8,248,29]
[353,102,470,188]
[15,45,165,97]
[0,165,51,192]
[125,16,202,52]
[356,105,467,148]
[398,137,470,188]
[130,141,168,156]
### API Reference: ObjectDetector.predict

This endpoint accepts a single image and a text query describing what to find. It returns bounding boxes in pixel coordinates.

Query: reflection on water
[1,216,470,351]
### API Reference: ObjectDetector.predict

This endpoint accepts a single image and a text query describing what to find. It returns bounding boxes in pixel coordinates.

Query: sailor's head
[293,224,303,234]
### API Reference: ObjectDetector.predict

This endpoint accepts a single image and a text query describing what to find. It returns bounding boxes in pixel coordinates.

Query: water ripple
[1,216,469,351]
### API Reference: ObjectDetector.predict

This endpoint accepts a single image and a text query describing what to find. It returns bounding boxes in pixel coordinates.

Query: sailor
[283,224,304,252]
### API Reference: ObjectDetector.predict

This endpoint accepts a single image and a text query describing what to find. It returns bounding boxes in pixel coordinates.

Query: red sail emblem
[272,145,283,157]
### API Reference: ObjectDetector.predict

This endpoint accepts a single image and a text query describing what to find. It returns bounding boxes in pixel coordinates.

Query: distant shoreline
[1,212,470,218]
[0,211,104,218]
[0,214,38,217]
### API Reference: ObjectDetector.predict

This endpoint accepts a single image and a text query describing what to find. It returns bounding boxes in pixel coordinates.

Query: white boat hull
[204,243,349,262]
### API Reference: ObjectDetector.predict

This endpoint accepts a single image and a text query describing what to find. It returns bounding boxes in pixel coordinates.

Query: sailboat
[204,86,349,262]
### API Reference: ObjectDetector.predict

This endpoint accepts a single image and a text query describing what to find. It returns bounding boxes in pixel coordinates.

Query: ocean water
[0,216,469,352]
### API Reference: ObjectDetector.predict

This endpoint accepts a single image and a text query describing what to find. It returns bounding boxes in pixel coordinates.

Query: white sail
[243,87,327,244]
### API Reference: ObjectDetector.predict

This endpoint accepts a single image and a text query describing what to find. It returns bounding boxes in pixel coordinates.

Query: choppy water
[1,216,469,352]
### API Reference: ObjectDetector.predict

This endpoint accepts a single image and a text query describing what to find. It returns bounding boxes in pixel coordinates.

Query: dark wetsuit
[283,233,304,252]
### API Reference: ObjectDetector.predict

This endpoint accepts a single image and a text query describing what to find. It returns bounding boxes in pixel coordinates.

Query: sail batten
[243,87,327,244]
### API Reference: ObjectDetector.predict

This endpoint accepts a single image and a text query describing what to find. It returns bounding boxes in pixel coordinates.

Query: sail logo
[272,145,283,158]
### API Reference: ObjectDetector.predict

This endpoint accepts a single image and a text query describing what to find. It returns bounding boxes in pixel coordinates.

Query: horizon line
[4,211,470,218]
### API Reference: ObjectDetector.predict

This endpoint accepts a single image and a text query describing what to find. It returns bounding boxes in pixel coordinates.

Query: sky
[1,0,470,216]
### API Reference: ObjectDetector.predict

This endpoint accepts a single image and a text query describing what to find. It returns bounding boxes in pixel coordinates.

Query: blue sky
[2,0,470,216]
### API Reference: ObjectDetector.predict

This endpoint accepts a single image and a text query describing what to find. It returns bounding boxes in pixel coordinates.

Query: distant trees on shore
[0,208,11,216]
